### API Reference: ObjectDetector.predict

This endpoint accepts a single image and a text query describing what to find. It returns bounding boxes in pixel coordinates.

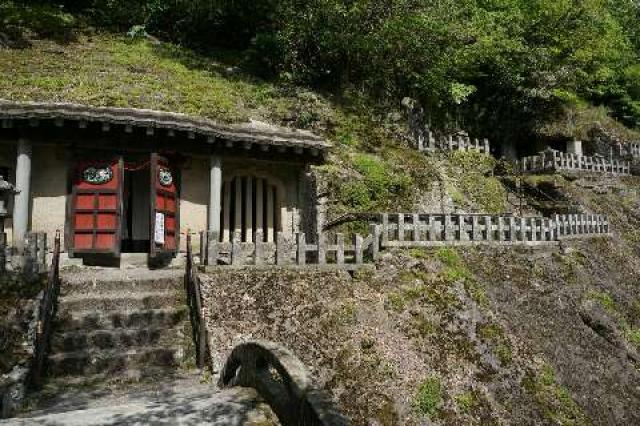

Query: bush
[414,376,442,417]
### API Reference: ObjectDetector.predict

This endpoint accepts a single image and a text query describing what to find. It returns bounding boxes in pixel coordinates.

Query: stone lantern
[0,175,18,234]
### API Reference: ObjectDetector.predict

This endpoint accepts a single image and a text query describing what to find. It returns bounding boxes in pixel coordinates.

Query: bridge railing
[31,230,61,388]
[219,341,348,426]
[185,232,209,370]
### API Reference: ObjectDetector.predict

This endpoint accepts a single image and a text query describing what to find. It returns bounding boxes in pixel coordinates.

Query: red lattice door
[150,154,179,257]
[69,158,123,256]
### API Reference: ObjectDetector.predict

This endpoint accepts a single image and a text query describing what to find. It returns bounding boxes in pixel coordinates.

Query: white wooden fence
[518,149,630,175]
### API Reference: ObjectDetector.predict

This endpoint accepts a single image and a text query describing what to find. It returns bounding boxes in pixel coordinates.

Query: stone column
[244,176,253,242]
[567,140,583,156]
[13,138,31,251]
[208,156,222,237]
[222,181,231,242]
[234,177,242,241]
[255,178,264,242]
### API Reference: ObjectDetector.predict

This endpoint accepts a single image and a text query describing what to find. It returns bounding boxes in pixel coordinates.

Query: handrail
[219,341,349,425]
[185,231,209,370]
[31,230,61,389]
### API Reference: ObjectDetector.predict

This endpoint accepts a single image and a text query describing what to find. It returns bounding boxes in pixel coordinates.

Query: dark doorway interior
[122,166,150,253]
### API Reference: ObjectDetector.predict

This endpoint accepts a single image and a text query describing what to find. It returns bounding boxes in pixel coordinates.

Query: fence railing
[31,230,61,388]
[380,213,557,246]
[185,232,209,370]
[517,149,630,175]
[0,233,6,273]
[618,142,640,159]
[553,214,610,238]
[200,228,379,269]
[379,213,610,247]
[414,131,491,154]
[199,213,610,266]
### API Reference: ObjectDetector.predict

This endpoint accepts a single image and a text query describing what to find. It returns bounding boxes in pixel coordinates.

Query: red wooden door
[150,154,179,257]
[69,158,123,256]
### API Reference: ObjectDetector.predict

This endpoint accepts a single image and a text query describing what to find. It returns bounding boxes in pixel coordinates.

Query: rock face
[198,177,640,425]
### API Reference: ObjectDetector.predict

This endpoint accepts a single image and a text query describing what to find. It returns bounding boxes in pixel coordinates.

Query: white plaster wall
[31,145,67,249]
[180,156,209,252]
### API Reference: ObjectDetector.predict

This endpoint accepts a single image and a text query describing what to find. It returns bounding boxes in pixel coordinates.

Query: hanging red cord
[123,160,150,171]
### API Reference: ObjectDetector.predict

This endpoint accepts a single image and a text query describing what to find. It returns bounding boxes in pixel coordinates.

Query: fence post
[497,216,505,242]
[483,138,490,153]
[509,217,516,242]
[472,216,481,241]
[255,230,265,266]
[519,217,527,241]
[484,216,493,242]
[398,213,405,242]
[296,232,306,266]
[370,224,380,260]
[276,233,289,265]
[336,233,345,265]
[207,231,219,266]
[427,215,436,241]
[381,213,389,247]
[355,234,364,265]
[317,233,327,265]
[0,232,6,272]
[231,235,242,266]
[413,213,421,242]
[444,215,454,241]
[199,232,206,264]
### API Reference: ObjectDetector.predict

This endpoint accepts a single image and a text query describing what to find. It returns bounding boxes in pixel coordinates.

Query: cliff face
[199,175,640,425]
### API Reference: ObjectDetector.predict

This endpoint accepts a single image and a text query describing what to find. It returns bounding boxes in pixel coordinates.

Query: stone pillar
[567,140,583,156]
[266,185,274,242]
[255,178,264,242]
[244,176,253,242]
[222,181,231,242]
[208,156,222,237]
[13,138,31,251]
[234,177,242,240]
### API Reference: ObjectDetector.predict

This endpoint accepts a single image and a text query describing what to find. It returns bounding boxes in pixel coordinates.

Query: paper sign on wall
[154,212,165,245]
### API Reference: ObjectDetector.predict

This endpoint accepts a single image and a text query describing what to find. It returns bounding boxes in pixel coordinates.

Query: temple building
[0,101,329,265]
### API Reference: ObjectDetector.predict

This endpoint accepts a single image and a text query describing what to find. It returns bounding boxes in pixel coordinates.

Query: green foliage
[414,376,442,417]
[455,391,479,414]
[334,153,413,211]
[6,0,640,138]
[587,290,616,312]
[523,365,588,426]
[447,151,507,213]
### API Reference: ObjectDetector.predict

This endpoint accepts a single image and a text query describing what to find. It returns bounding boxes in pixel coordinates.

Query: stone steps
[59,276,184,296]
[47,346,184,378]
[55,307,188,331]
[30,269,197,416]
[50,326,186,353]
[58,291,179,313]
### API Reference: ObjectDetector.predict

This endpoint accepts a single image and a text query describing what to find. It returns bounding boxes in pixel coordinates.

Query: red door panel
[69,158,123,256]
[150,154,179,257]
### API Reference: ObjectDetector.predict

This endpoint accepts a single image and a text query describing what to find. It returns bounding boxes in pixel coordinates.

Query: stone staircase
[21,268,201,416]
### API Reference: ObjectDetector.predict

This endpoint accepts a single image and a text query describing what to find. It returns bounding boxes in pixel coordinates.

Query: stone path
[2,384,277,425]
